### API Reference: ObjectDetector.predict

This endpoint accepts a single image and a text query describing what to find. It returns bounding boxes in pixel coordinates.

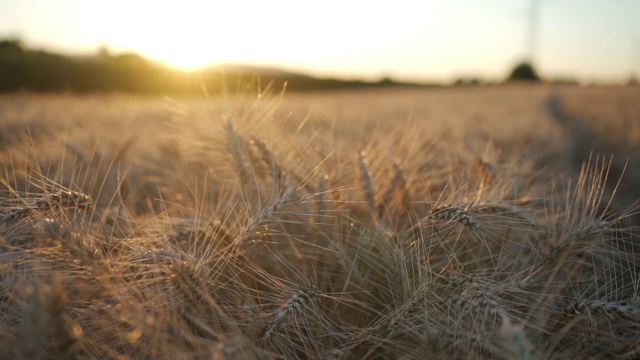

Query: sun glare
[93,1,319,71]
[139,40,222,71]
[90,0,430,74]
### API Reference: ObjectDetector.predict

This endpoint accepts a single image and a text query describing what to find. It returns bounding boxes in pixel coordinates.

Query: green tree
[507,62,540,82]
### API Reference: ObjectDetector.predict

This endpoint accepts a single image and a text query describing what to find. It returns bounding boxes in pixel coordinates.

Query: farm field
[1,84,639,359]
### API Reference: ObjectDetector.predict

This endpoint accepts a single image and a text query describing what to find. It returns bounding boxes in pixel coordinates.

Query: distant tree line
[0,39,191,93]
[0,39,422,94]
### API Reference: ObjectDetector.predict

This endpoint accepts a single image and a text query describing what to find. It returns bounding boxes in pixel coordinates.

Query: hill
[0,40,428,94]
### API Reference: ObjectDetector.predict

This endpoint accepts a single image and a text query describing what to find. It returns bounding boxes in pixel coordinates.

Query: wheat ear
[430,204,481,230]
[235,188,297,247]
[249,135,286,192]
[1,190,92,225]
[225,121,250,184]
[377,161,408,217]
[263,287,320,340]
[356,151,377,217]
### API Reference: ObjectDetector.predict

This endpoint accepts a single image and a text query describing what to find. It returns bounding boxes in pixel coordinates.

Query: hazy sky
[1,0,639,83]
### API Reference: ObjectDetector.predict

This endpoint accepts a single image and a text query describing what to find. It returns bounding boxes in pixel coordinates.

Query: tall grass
[0,86,638,359]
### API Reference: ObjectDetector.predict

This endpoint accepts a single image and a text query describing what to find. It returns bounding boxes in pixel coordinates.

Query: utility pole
[632,37,639,82]
[528,0,540,66]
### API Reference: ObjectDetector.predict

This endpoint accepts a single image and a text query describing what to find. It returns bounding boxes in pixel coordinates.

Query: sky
[1,0,639,83]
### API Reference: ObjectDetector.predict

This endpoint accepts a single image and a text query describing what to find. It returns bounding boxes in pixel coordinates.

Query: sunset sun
[94,1,386,71]
[82,0,432,78]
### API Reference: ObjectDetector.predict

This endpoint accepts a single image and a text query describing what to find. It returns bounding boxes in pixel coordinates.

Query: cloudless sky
[1,0,639,83]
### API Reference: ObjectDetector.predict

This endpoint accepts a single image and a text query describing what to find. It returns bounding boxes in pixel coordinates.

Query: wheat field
[1,84,639,359]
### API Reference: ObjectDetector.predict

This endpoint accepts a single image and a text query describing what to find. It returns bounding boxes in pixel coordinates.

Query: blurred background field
[2,83,638,211]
